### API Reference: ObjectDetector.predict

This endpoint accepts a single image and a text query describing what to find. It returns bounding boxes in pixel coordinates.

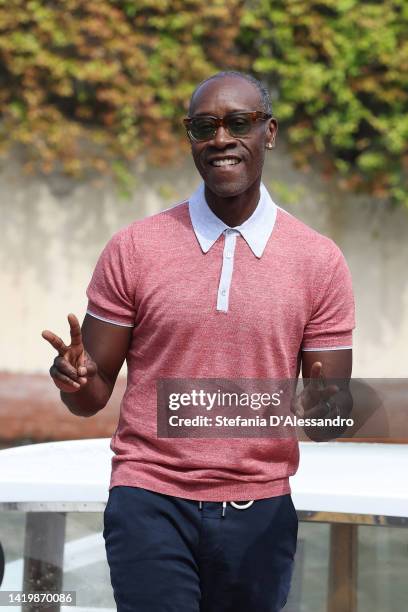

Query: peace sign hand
[292,361,339,418]
[42,313,98,393]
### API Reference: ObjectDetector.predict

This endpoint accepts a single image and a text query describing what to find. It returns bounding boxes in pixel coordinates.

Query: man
[42,71,355,611]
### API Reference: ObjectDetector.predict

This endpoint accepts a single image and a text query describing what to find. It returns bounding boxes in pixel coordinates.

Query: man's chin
[205,180,249,199]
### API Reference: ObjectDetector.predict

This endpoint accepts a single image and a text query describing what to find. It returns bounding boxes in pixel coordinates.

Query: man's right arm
[43,313,132,417]
[62,313,132,417]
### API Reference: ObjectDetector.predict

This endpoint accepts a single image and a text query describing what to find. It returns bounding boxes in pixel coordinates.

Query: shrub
[0,0,244,181]
[239,0,408,204]
[0,0,406,205]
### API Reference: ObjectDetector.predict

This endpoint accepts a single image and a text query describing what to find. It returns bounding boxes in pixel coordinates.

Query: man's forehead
[189,76,262,115]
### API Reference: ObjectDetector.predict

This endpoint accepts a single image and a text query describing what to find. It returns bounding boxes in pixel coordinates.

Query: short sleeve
[302,245,355,351]
[86,227,137,327]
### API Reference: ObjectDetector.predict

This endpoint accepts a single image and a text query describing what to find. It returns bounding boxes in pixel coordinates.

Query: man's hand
[293,361,339,419]
[42,313,98,393]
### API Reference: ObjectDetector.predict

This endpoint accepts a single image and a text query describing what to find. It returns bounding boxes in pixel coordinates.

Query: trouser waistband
[198,500,254,517]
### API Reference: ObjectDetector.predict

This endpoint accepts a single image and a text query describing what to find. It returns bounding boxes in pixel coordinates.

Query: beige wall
[2,144,407,378]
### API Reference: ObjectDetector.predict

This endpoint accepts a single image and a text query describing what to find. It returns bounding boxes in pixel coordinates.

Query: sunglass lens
[190,118,216,141]
[226,115,252,136]
[188,113,254,141]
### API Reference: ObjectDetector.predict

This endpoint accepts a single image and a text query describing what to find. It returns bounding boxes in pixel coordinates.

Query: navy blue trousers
[103,486,298,612]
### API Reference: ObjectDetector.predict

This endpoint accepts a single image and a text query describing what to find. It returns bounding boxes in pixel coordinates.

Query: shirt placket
[216,229,239,312]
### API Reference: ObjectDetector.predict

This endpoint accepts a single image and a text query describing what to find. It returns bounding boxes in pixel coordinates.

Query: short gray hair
[189,71,272,115]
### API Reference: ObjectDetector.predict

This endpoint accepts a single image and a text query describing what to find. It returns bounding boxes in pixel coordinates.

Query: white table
[0,439,407,612]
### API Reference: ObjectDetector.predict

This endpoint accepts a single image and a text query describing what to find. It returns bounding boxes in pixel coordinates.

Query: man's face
[187,77,277,198]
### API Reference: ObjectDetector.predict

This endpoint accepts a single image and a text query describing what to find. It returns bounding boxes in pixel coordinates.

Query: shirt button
[221,289,227,296]
[225,252,232,258]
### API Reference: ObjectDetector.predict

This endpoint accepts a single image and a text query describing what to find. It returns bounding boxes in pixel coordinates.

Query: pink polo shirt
[86,185,355,501]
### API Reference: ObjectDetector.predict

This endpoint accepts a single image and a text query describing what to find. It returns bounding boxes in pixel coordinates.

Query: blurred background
[1,0,407,444]
[0,1,407,610]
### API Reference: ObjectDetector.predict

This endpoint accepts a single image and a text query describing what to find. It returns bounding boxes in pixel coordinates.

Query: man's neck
[204,181,261,227]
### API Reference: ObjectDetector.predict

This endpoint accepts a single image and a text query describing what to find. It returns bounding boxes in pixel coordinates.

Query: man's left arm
[297,242,355,440]
[298,350,353,441]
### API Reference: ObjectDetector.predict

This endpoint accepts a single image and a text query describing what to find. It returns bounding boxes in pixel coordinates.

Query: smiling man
[185,75,275,223]
[42,71,355,611]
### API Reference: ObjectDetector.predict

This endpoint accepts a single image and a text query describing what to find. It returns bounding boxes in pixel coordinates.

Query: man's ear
[267,118,278,147]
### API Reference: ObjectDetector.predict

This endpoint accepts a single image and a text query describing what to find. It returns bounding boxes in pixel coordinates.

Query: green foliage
[268,179,306,206]
[239,0,408,205]
[0,0,245,179]
[0,0,406,205]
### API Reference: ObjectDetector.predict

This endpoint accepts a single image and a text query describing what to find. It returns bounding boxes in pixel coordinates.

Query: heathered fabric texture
[86,200,355,501]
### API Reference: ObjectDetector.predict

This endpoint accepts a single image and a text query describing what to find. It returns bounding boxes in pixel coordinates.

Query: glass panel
[287,522,408,611]
[0,511,114,610]
[0,512,406,611]
[358,524,408,612]
[286,522,330,611]
[63,512,114,609]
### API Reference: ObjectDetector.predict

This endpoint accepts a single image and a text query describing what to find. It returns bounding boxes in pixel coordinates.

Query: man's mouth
[208,156,241,167]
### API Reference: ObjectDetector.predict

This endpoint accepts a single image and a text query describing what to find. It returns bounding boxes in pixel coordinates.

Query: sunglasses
[183,111,272,142]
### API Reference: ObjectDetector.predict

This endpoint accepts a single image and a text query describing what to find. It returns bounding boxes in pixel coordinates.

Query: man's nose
[212,125,235,147]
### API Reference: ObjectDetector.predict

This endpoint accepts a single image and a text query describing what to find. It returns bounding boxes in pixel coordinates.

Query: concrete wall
[2,143,407,379]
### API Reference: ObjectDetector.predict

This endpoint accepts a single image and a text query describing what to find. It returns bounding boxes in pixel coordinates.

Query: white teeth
[211,158,240,167]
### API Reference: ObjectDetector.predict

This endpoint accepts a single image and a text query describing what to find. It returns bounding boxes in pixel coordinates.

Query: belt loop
[198,501,203,511]
[222,501,227,517]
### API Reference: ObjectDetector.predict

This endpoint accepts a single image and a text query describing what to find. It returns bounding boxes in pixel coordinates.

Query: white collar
[188,182,277,258]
